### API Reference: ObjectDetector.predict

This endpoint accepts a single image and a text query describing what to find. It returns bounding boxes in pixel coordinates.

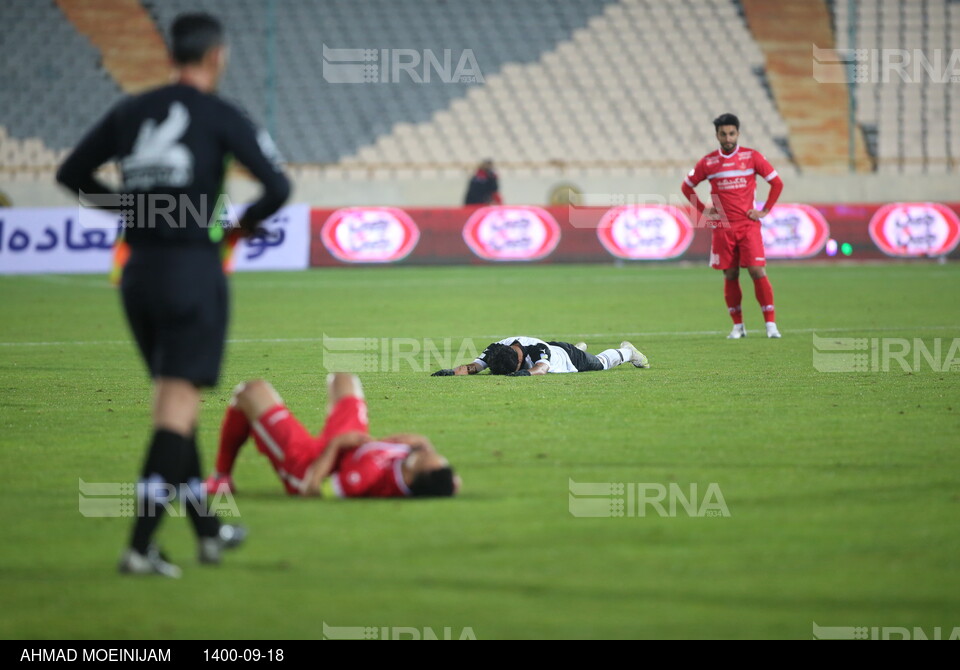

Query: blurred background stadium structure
[1,0,958,206]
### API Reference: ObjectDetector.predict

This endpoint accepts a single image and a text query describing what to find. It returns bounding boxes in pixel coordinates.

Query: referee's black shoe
[118,545,182,578]
[198,524,248,565]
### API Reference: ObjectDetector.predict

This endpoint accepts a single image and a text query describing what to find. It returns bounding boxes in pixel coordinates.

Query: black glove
[432,369,455,377]
[509,369,531,377]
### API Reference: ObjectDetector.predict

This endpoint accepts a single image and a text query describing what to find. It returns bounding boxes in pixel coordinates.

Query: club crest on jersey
[121,102,194,190]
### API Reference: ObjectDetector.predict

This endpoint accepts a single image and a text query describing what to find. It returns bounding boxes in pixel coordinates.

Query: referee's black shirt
[57,83,290,246]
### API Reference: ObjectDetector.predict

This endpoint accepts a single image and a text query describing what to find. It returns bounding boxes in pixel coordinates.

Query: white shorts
[546,344,578,374]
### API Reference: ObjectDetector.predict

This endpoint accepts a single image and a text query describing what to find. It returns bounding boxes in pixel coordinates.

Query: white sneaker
[766,322,782,339]
[118,545,182,578]
[620,341,649,368]
[727,324,746,339]
[574,342,587,351]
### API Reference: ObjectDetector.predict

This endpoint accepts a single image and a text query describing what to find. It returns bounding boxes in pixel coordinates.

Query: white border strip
[1,325,957,348]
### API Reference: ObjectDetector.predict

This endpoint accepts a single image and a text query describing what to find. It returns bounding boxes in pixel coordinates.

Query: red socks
[752,276,776,323]
[724,278,743,325]
[725,276,776,324]
[216,404,250,475]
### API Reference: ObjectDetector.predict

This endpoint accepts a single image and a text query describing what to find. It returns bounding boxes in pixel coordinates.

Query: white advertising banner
[231,203,311,271]
[0,204,310,275]
[0,207,120,275]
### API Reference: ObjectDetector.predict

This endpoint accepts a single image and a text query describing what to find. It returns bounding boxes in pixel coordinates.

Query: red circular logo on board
[760,204,831,258]
[868,203,960,257]
[320,207,420,263]
[462,206,561,261]
[596,205,694,260]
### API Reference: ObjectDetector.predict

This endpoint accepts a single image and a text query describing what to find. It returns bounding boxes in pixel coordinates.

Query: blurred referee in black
[57,13,290,577]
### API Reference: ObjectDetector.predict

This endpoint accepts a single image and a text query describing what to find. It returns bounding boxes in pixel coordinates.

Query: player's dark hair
[485,343,520,375]
[170,13,224,65]
[713,113,740,131]
[409,467,457,497]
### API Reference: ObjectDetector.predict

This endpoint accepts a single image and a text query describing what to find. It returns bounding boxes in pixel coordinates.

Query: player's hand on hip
[746,208,767,221]
[237,212,267,238]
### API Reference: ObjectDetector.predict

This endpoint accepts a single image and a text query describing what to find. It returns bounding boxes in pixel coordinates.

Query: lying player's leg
[318,373,370,446]
[205,383,251,493]
[326,372,364,410]
[206,380,282,493]
[235,378,286,418]
[298,374,373,496]
[209,379,315,495]
[552,341,647,371]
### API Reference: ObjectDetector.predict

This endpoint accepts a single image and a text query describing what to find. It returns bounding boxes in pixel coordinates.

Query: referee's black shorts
[548,341,604,372]
[121,244,228,388]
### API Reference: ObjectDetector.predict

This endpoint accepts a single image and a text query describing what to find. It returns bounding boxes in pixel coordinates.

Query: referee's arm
[56,109,117,203]
[222,111,291,234]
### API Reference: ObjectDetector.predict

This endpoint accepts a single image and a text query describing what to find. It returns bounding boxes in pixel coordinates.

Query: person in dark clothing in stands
[56,12,291,577]
[463,158,502,205]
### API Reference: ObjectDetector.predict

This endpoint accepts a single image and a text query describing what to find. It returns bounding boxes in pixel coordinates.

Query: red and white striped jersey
[685,146,778,225]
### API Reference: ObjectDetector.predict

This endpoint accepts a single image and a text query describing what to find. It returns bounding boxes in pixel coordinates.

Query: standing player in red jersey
[205,373,459,499]
[681,113,785,339]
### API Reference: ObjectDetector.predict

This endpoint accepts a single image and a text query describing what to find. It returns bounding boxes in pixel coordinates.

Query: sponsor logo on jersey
[716,176,749,190]
[320,207,420,263]
[462,206,561,261]
[868,202,960,257]
[759,204,831,258]
[596,205,695,260]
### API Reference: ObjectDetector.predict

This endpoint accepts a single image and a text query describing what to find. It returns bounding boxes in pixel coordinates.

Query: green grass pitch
[0,262,958,639]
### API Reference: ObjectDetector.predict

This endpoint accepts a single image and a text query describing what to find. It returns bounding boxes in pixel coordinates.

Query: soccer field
[1,262,958,639]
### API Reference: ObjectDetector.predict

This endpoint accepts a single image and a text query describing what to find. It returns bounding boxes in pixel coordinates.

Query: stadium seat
[834,0,957,173]
[2,0,954,178]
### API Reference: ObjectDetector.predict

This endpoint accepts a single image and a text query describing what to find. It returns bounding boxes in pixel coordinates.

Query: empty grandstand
[0,0,957,197]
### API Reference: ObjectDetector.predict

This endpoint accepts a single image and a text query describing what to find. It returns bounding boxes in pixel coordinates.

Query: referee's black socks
[130,429,220,555]
[183,432,221,540]
[131,428,185,554]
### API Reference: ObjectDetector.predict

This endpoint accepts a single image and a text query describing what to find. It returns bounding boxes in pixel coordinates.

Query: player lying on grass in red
[205,373,459,498]
[432,336,648,376]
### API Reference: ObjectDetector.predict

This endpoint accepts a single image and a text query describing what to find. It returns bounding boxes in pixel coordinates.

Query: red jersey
[251,398,415,498]
[251,397,410,498]
[330,441,412,498]
[684,146,778,225]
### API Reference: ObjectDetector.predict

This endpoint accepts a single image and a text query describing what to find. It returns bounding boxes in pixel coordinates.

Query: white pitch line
[0,325,956,348]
